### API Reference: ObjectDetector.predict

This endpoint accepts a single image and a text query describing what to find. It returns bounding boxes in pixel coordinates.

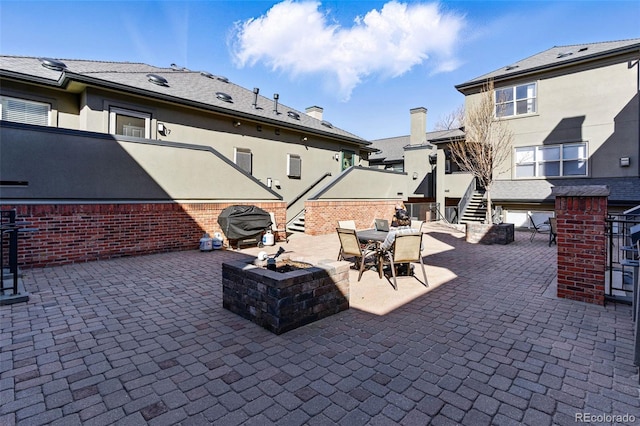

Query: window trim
[495,82,537,118]
[234,147,253,175]
[287,153,301,178]
[514,142,588,179]
[0,95,51,126]
[109,106,151,139]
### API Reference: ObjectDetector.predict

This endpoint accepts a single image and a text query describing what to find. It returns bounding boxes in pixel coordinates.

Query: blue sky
[1,1,638,140]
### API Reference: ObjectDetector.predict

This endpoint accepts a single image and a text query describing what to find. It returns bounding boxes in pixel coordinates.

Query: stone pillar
[552,185,609,305]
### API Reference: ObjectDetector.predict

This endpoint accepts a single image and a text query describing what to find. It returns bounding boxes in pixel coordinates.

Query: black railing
[1,210,20,296]
[405,202,440,222]
[605,216,640,304]
[456,178,477,224]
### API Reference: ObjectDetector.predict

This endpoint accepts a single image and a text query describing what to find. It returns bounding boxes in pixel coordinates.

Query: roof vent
[557,51,573,59]
[321,120,333,128]
[578,47,588,52]
[253,87,260,109]
[146,74,169,86]
[216,75,229,83]
[200,71,214,78]
[273,93,280,115]
[216,92,233,103]
[505,64,519,71]
[38,57,67,71]
[287,111,300,120]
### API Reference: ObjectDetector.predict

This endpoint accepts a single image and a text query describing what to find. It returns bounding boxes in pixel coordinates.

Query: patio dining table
[357,227,421,279]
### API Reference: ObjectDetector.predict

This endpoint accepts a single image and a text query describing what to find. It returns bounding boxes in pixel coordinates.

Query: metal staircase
[459,190,487,224]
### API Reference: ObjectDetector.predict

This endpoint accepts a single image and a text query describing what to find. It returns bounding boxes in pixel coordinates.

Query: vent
[287,111,300,120]
[216,92,233,103]
[38,58,67,71]
[217,75,229,83]
[505,65,519,71]
[146,74,169,86]
[253,87,260,109]
[200,71,214,78]
[321,120,333,128]
[578,47,588,52]
[557,51,573,59]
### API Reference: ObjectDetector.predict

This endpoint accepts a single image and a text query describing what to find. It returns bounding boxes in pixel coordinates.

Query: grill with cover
[217,205,272,249]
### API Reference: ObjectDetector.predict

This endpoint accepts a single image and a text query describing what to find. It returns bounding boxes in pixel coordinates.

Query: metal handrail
[287,172,332,210]
[604,216,640,304]
[456,178,477,224]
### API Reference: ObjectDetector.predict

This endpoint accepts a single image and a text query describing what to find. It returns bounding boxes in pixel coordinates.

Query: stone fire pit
[222,254,350,334]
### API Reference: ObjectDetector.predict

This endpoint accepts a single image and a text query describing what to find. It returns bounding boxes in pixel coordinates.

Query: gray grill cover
[217,205,272,240]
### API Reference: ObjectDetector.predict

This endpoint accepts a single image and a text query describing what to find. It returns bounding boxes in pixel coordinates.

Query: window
[234,148,252,174]
[515,142,587,178]
[0,96,50,126]
[287,154,301,178]
[495,82,536,118]
[109,107,151,138]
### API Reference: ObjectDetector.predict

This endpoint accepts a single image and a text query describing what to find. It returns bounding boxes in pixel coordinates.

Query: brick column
[552,185,609,305]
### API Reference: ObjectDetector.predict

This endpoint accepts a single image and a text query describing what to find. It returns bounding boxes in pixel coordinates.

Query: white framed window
[515,142,587,178]
[234,147,252,174]
[496,82,537,118]
[0,96,50,126]
[109,107,151,138]
[287,154,301,178]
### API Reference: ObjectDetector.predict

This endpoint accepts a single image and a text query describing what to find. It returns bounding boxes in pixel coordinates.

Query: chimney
[410,107,427,145]
[305,106,323,121]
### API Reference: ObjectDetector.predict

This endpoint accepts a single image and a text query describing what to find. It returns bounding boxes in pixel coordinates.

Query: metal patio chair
[336,227,378,281]
[379,232,428,290]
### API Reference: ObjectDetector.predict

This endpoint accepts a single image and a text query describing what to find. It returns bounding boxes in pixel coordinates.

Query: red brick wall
[2,202,286,268]
[554,187,608,305]
[304,200,398,235]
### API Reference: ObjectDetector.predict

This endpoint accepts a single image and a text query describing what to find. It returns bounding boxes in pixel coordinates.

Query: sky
[1,0,639,140]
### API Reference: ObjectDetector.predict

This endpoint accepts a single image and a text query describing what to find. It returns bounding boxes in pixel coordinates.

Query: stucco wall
[0,123,280,202]
[464,59,639,181]
[310,167,408,200]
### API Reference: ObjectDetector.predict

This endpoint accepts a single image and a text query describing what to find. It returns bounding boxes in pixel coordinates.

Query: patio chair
[379,232,428,290]
[528,211,551,242]
[410,220,425,233]
[269,212,288,243]
[548,217,557,246]
[336,227,378,281]
[337,220,357,230]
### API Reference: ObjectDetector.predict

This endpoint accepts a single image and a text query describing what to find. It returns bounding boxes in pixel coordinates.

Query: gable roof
[0,55,370,147]
[456,38,640,92]
[369,128,463,163]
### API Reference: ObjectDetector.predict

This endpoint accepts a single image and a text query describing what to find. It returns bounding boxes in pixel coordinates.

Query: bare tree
[448,80,513,224]
[434,104,464,130]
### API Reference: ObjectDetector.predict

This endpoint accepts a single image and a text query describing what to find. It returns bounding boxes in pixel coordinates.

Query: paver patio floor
[1,223,638,425]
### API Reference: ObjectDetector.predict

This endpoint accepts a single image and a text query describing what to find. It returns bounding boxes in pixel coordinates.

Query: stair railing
[286,172,332,227]
[456,178,477,224]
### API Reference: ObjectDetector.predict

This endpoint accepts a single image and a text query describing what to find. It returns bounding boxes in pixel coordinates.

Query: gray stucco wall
[0,123,280,202]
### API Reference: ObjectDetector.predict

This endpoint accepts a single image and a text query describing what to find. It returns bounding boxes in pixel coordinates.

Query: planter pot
[466,223,514,245]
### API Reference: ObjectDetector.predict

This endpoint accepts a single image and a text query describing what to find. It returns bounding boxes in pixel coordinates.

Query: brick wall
[552,186,609,305]
[304,200,399,235]
[2,202,286,268]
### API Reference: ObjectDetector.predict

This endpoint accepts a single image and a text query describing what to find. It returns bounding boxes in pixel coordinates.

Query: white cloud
[230,0,465,101]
